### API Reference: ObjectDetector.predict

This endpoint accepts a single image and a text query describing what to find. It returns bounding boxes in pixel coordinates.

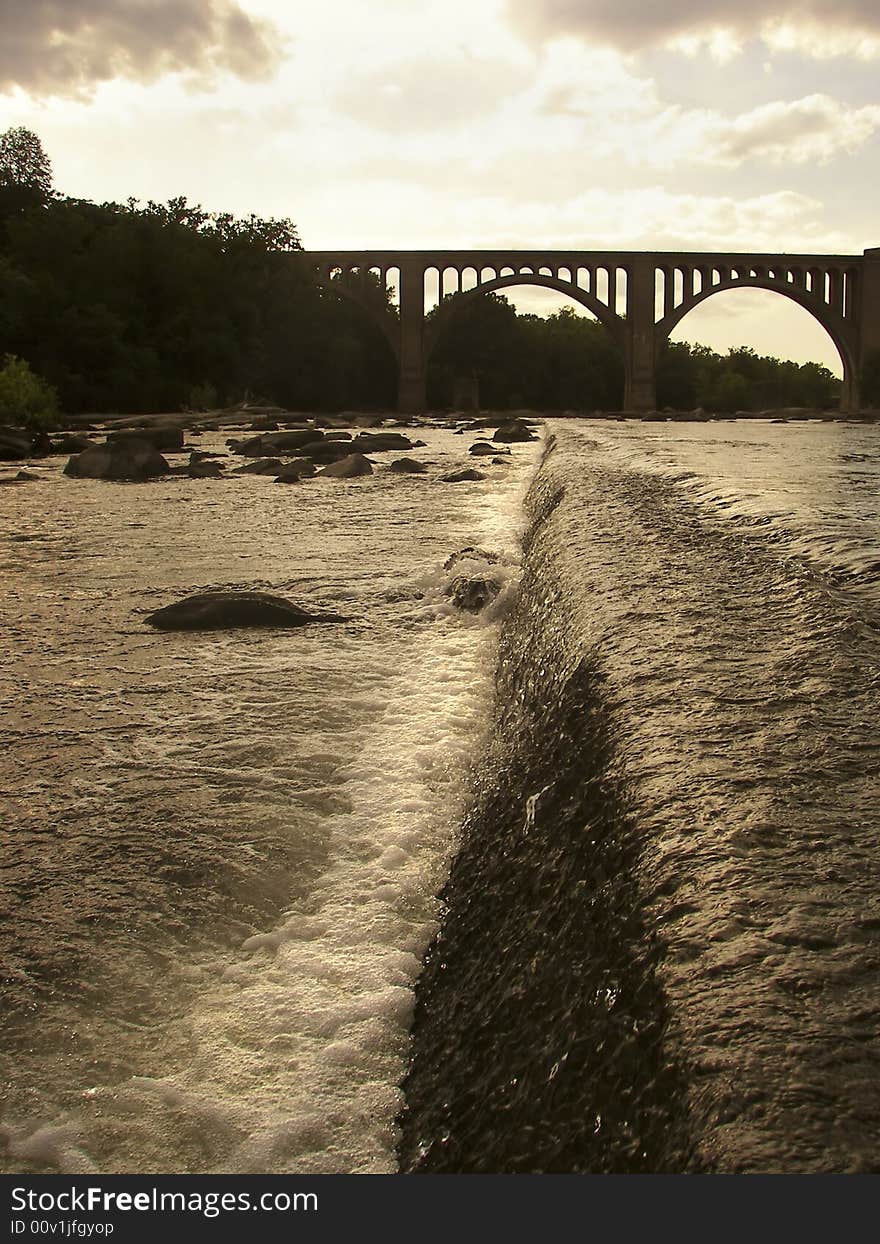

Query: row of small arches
[320,260,859,323]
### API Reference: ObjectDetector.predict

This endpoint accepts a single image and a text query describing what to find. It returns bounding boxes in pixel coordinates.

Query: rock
[323,432,354,442]
[64,441,171,481]
[248,420,279,431]
[233,430,323,456]
[445,575,501,613]
[106,425,185,451]
[0,426,34,461]
[295,439,359,464]
[0,469,40,485]
[145,591,347,630]
[316,453,373,478]
[440,468,486,483]
[274,461,317,483]
[444,547,500,571]
[234,457,286,475]
[493,421,538,443]
[492,457,510,465]
[350,432,413,453]
[186,460,226,479]
[469,441,498,456]
[50,434,92,453]
[390,457,428,474]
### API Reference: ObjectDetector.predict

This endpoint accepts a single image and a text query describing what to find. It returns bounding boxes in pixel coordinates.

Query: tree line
[0,126,857,418]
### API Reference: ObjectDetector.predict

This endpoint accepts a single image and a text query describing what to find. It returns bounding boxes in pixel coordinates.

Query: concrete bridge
[304,247,880,413]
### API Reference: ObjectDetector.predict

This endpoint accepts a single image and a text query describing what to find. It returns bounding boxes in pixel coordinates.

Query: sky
[2,0,879,374]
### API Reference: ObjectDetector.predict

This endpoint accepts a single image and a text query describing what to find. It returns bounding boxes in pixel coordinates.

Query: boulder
[439,468,485,483]
[316,453,373,478]
[493,421,538,443]
[390,457,428,474]
[50,433,92,454]
[145,591,347,630]
[0,426,34,461]
[350,432,413,453]
[445,575,501,613]
[469,441,497,456]
[274,461,317,483]
[295,439,359,464]
[323,432,354,442]
[107,425,185,451]
[0,469,40,485]
[232,429,322,456]
[64,442,170,481]
[234,458,286,475]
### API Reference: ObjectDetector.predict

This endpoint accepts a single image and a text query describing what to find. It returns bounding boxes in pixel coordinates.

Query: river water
[2,417,879,1174]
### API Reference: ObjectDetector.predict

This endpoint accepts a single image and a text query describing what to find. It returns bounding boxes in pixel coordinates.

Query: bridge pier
[398,261,427,414]
[625,259,657,412]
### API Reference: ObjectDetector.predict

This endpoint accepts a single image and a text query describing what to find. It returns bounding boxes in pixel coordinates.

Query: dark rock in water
[493,421,538,443]
[440,468,486,483]
[350,432,413,453]
[248,420,279,432]
[0,426,35,461]
[390,457,428,474]
[234,457,286,475]
[107,425,185,451]
[185,460,226,478]
[296,439,359,464]
[64,442,170,481]
[50,434,92,454]
[317,453,373,478]
[445,575,501,613]
[145,591,347,630]
[323,432,354,442]
[0,469,40,485]
[444,547,500,571]
[492,456,510,465]
[469,441,497,456]
[274,460,317,483]
[233,429,322,457]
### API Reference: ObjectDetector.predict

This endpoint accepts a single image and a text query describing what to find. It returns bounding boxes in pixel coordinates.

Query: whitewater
[3,415,879,1174]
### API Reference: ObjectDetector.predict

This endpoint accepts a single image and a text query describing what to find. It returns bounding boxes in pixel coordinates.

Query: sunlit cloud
[508,0,880,59]
[0,0,284,98]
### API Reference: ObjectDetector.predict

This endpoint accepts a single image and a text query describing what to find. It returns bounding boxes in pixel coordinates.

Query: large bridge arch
[656,275,859,410]
[425,272,626,361]
[425,277,626,410]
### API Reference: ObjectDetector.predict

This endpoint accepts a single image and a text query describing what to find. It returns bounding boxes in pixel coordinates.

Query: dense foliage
[0,126,845,416]
[0,353,58,428]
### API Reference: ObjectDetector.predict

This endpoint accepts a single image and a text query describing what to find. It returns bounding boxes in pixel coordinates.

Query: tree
[0,354,58,428]
[0,128,53,200]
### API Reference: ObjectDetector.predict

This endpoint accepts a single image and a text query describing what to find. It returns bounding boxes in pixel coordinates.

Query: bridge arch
[656,275,859,410]
[425,272,625,361]
[425,276,626,410]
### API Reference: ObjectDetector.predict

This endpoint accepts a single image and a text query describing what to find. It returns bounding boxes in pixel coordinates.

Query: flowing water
[0,425,538,1174]
[3,417,880,1175]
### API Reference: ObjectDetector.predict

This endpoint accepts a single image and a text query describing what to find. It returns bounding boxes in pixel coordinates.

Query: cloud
[0,0,284,97]
[706,95,880,164]
[507,0,880,58]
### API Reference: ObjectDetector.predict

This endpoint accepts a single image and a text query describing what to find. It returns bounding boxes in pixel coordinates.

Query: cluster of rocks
[2,406,543,486]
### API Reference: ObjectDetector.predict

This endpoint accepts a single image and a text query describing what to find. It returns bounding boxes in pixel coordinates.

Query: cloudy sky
[2,0,879,372]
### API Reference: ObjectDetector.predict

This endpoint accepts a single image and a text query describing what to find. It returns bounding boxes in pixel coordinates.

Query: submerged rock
[444,547,500,571]
[440,468,485,483]
[234,457,286,475]
[390,457,428,474]
[145,591,347,630]
[64,442,170,481]
[274,460,317,483]
[317,453,373,478]
[351,432,413,453]
[445,575,501,613]
[0,469,40,485]
[469,441,497,456]
[493,421,538,444]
